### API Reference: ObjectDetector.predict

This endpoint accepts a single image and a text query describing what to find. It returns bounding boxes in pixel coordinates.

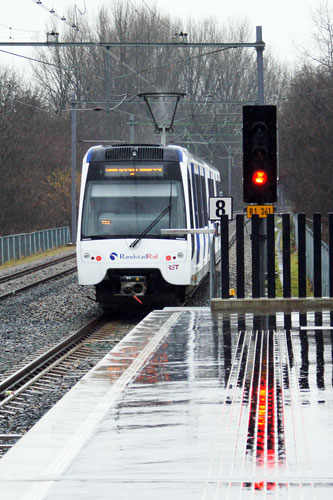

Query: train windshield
[81,167,186,239]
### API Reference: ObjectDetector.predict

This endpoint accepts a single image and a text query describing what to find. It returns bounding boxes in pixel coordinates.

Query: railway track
[0,222,240,455]
[0,253,76,285]
[0,253,77,301]
[0,315,133,455]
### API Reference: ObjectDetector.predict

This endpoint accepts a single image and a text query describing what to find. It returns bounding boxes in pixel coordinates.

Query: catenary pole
[256,26,266,297]
[71,93,77,244]
[256,26,265,105]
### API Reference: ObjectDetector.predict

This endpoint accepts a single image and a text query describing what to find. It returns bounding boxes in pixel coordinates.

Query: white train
[76,144,221,309]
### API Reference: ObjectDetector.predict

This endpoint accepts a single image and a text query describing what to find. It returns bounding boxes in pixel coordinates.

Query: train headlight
[177,252,184,259]
[83,252,90,259]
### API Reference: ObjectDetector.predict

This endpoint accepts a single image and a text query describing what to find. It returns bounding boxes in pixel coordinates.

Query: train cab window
[81,180,185,239]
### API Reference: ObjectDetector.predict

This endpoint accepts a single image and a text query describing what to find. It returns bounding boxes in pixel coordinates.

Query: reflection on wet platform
[1,308,333,499]
[70,309,333,499]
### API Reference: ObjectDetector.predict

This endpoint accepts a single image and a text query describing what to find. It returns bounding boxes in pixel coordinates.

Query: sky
[0,0,330,75]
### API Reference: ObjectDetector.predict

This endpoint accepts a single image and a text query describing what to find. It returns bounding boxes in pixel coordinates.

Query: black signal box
[243,105,277,204]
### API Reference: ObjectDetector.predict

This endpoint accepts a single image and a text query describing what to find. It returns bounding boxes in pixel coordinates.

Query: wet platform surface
[1,308,333,499]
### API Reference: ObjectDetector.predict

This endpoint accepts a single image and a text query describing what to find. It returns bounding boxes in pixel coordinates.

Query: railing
[219,213,333,299]
[293,214,331,298]
[0,227,71,265]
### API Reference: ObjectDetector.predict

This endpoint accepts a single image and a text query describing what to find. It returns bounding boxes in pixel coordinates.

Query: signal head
[252,170,267,185]
[243,105,277,204]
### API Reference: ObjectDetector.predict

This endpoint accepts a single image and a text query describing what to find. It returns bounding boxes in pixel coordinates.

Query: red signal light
[252,170,267,186]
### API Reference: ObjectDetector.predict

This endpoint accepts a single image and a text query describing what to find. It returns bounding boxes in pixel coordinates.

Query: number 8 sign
[209,197,233,221]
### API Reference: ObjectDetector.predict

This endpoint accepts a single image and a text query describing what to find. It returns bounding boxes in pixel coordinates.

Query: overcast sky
[0,0,330,74]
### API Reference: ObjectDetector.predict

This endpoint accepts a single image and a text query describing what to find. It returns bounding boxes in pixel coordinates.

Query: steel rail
[0,253,76,285]
[0,316,104,398]
[0,266,77,301]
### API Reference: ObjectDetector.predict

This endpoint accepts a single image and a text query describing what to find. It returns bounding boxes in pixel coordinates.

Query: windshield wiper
[130,205,171,248]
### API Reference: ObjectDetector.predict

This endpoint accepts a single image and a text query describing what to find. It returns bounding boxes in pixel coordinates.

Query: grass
[275,237,313,298]
[0,244,75,271]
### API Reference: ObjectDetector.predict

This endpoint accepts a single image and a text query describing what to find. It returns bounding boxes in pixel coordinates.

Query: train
[76,144,221,310]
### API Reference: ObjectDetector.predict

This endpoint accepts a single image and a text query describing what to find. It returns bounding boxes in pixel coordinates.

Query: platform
[0,307,333,499]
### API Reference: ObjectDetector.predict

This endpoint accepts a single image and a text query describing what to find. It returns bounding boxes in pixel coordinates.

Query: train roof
[85,144,219,173]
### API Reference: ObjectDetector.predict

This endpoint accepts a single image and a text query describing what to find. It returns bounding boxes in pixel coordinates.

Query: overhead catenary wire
[0,2,260,151]
[0,23,45,34]
[0,48,106,83]
[1,5,254,95]
[32,0,249,123]
[2,0,260,93]
[3,44,328,105]
[32,0,87,30]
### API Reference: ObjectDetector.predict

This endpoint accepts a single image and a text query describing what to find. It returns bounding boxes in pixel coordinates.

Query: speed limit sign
[209,197,233,221]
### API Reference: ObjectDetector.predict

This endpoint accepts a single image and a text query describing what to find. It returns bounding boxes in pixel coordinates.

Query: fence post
[252,214,260,298]
[236,214,244,298]
[209,231,216,300]
[221,214,229,299]
[0,236,3,265]
[298,214,306,297]
[313,213,322,297]
[6,236,9,262]
[267,213,275,298]
[13,235,16,261]
[282,214,291,298]
[329,214,333,298]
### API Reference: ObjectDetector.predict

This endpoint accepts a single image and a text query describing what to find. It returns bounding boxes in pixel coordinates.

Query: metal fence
[218,213,332,299]
[293,215,330,297]
[0,227,71,265]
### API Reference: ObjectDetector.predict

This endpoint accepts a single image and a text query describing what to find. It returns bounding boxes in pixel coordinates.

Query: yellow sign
[246,205,274,218]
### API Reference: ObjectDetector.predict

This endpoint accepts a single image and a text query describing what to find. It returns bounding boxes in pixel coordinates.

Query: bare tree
[279,65,333,214]
[0,1,291,233]
[300,1,333,74]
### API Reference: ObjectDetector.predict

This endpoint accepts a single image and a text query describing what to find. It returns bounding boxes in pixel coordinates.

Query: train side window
[191,165,199,228]
[187,175,195,228]
[200,175,208,226]
[208,178,214,198]
[194,173,203,227]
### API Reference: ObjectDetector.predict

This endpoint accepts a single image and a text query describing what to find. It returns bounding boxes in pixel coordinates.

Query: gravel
[0,234,253,445]
[0,234,253,377]
[0,249,101,379]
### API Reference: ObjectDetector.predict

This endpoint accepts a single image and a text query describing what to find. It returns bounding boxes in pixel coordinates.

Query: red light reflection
[137,343,170,384]
[244,331,285,492]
